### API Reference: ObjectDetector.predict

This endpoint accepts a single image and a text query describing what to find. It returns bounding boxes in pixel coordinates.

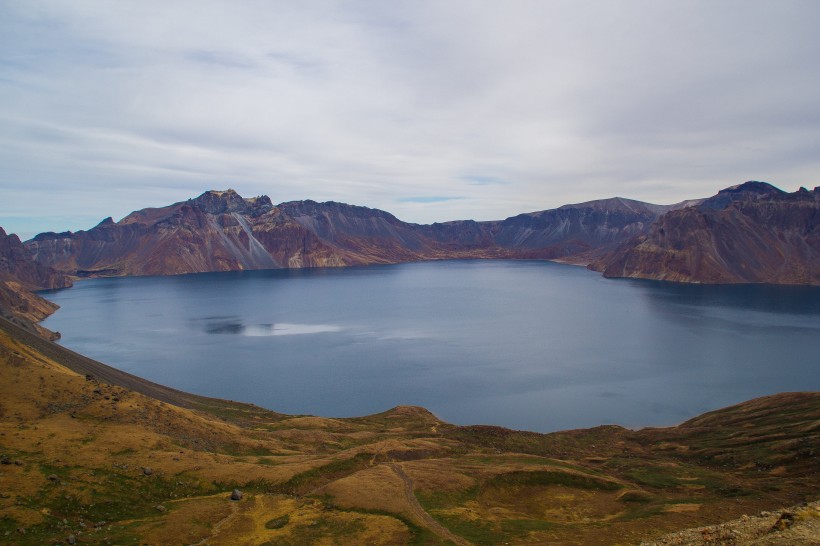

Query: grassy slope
[0,317,817,545]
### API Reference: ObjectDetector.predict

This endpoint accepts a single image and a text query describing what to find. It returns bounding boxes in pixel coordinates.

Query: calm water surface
[41,260,820,432]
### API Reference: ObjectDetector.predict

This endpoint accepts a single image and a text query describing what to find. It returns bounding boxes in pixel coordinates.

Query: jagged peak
[701,181,786,211]
[188,189,273,217]
[554,196,661,216]
[96,217,115,227]
[279,199,400,221]
[719,180,784,195]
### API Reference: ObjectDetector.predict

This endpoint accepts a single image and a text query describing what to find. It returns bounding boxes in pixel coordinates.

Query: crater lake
[41,260,820,432]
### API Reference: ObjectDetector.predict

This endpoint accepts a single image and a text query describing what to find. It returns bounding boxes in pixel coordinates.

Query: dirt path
[193,499,241,545]
[390,463,473,546]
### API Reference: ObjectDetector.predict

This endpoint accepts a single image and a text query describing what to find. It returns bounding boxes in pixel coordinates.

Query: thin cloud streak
[1,1,819,239]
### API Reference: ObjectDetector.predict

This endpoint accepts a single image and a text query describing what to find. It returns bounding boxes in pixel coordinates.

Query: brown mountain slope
[0,315,817,545]
[0,227,69,291]
[25,190,676,279]
[21,181,819,284]
[591,182,820,284]
[26,190,352,277]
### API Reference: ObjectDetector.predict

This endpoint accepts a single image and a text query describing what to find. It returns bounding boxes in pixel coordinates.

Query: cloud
[1,1,819,238]
[397,196,463,204]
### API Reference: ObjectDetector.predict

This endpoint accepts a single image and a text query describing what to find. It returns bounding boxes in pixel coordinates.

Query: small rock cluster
[642,501,820,545]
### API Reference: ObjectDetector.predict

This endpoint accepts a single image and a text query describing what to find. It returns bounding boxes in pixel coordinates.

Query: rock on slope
[591,182,820,284]
[642,501,820,545]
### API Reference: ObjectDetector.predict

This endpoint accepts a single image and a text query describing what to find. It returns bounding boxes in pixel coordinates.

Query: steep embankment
[592,182,820,284]
[1,315,817,545]
[0,227,71,339]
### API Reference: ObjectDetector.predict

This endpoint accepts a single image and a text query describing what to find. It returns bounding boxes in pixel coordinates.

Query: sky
[1,1,819,240]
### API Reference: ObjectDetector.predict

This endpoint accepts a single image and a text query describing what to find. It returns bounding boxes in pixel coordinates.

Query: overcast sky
[2,1,819,239]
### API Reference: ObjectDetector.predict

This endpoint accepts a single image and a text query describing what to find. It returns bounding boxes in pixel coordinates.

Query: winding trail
[389,463,473,546]
[193,499,241,545]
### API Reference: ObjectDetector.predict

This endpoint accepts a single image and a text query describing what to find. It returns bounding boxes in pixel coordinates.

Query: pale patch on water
[243,323,343,336]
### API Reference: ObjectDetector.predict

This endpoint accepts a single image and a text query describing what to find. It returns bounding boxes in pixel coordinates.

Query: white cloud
[1,0,819,238]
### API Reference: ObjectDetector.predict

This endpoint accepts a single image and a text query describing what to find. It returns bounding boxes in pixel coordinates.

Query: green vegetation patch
[11,465,216,545]
[339,507,441,546]
[262,515,366,545]
[271,452,373,495]
[417,485,479,511]
[488,470,622,491]
[265,514,290,529]
[616,489,654,503]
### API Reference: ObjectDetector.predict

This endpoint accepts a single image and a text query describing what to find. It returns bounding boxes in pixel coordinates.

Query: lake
[40,260,820,433]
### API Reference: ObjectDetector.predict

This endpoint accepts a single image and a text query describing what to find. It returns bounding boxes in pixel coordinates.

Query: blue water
[40,260,820,432]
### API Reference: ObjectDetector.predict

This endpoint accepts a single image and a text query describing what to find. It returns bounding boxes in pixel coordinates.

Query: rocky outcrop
[591,182,820,284]
[0,227,70,290]
[26,190,352,277]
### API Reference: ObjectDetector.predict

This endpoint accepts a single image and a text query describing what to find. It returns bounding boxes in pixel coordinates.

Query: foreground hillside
[1,317,817,545]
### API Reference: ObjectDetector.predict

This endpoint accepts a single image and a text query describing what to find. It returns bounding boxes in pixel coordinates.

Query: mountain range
[22,181,819,286]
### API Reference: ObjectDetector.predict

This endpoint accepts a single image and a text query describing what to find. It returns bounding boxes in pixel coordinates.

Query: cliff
[0,227,71,339]
[26,190,352,276]
[591,182,820,284]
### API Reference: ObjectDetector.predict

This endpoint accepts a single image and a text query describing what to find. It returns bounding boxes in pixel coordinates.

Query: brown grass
[0,316,817,545]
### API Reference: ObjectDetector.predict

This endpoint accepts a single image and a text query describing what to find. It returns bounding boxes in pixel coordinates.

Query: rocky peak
[0,226,70,289]
[700,180,786,210]
[721,180,784,196]
[279,200,401,222]
[188,189,274,217]
[0,227,20,248]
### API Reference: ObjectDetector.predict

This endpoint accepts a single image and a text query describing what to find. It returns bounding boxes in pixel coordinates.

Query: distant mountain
[22,181,819,285]
[486,197,695,259]
[590,182,820,284]
[25,190,668,277]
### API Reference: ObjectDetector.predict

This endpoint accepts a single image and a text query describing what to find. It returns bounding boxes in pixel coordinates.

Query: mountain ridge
[21,189,686,278]
[19,180,820,285]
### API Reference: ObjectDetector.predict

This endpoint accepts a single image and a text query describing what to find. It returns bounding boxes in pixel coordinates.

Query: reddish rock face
[0,227,70,338]
[591,182,820,285]
[25,190,668,279]
[23,182,814,285]
[0,227,70,290]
